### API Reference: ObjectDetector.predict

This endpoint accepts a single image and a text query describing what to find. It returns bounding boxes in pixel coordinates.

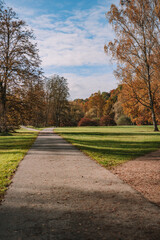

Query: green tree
[46,75,69,127]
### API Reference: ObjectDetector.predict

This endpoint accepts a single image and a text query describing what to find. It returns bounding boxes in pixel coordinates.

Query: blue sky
[5,0,119,99]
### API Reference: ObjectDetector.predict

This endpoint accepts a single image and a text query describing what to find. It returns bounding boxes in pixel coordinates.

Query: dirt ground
[111,150,160,207]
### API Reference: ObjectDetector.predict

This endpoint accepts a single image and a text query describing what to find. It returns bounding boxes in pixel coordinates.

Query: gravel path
[111,150,160,206]
[0,128,160,240]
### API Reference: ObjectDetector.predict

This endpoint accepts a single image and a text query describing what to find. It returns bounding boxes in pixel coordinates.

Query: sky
[5,0,119,100]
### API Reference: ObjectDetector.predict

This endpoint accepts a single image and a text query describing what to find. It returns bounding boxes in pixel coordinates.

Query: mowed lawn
[0,129,38,200]
[55,126,160,168]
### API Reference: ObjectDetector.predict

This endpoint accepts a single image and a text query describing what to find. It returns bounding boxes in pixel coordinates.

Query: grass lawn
[0,128,38,200]
[55,125,160,168]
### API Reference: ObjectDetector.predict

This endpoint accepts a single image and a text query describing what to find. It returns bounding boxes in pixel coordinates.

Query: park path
[0,128,160,240]
[21,125,39,131]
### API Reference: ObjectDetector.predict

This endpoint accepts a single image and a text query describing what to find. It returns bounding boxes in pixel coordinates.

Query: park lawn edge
[55,131,132,169]
[0,129,39,202]
[54,126,160,169]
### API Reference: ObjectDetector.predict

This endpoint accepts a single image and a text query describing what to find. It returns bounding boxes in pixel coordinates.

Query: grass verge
[55,126,160,168]
[0,128,38,200]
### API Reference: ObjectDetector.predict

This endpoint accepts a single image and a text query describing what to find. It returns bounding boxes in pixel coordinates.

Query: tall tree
[0,2,42,132]
[87,91,106,119]
[46,75,69,127]
[23,80,46,127]
[105,0,160,131]
[119,82,160,125]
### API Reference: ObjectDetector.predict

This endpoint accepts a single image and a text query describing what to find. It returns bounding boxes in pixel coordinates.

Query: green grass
[0,128,38,200]
[55,126,160,168]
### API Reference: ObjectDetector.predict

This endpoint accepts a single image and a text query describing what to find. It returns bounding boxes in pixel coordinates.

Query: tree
[85,107,97,119]
[113,99,132,124]
[113,100,124,124]
[23,81,46,127]
[119,83,160,125]
[100,115,116,126]
[105,0,160,131]
[0,2,42,132]
[103,87,121,120]
[64,101,84,126]
[78,117,98,127]
[46,75,69,127]
[87,91,106,118]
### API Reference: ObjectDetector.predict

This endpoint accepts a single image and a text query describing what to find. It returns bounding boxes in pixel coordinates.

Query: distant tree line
[0,0,160,132]
[70,87,132,127]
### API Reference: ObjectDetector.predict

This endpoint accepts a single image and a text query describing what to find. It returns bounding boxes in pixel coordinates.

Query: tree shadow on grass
[66,138,160,162]
[0,132,37,151]
[1,134,159,163]
[57,131,160,137]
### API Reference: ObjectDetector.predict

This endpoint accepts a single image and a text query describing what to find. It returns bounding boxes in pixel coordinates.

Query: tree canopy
[46,75,70,127]
[105,0,160,131]
[0,2,42,132]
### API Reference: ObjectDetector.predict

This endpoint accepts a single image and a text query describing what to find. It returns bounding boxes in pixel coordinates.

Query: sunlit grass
[0,129,38,200]
[55,126,160,168]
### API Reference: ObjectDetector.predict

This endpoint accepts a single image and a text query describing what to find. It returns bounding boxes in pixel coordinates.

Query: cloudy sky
[5,0,119,99]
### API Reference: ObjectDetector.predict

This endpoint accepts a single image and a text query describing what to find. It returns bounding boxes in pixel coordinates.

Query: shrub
[78,117,98,126]
[92,117,100,125]
[100,115,116,126]
[116,115,132,125]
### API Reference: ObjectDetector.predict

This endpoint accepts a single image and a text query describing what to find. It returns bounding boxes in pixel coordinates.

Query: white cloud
[61,72,118,100]
[5,0,118,99]
[5,3,36,17]
[5,1,116,68]
[27,5,115,67]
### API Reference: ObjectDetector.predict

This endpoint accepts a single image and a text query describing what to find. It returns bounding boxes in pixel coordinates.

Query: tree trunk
[1,95,7,133]
[151,107,159,131]
[147,69,159,132]
[148,88,159,131]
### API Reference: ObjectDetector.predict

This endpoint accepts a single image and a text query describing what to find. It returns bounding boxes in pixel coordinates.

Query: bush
[92,117,100,125]
[100,115,116,126]
[117,115,132,125]
[78,117,98,126]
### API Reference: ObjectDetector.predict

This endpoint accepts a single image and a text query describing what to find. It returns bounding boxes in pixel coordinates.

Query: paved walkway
[0,128,160,240]
[21,125,39,131]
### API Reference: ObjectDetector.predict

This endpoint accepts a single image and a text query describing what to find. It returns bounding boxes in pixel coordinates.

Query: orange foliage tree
[119,80,160,125]
[105,0,160,131]
[87,91,106,119]
[75,91,109,120]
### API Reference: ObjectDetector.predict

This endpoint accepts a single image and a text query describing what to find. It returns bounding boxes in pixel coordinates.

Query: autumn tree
[23,80,46,127]
[119,83,160,125]
[103,87,121,120]
[46,75,69,127]
[85,91,106,119]
[0,2,42,132]
[113,100,124,123]
[60,101,84,126]
[105,0,160,131]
